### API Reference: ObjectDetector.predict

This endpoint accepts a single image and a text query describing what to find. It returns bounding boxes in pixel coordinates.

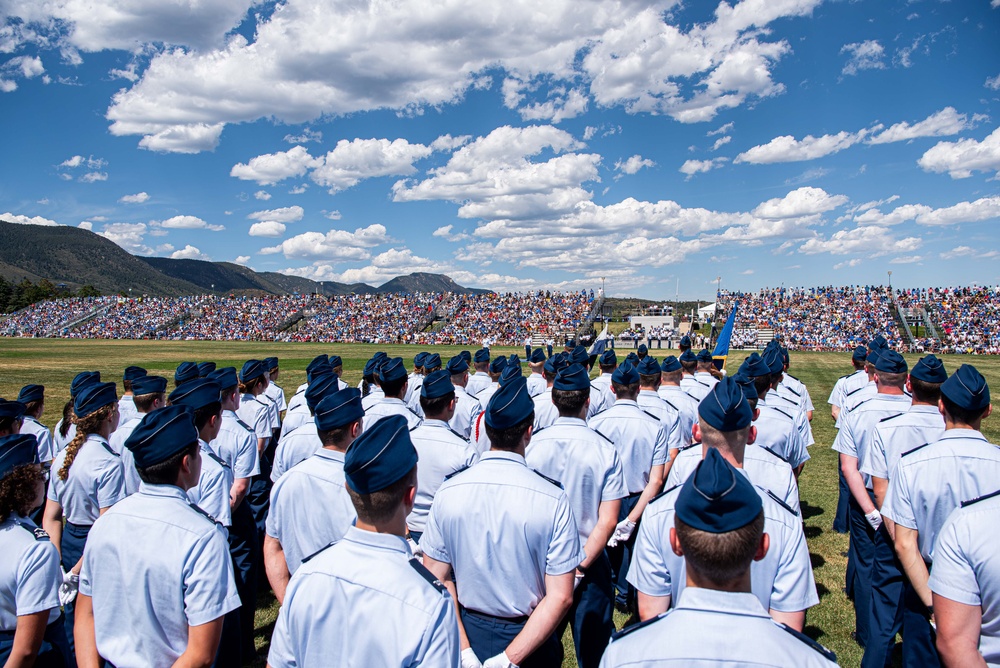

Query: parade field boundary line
[3,339,999,668]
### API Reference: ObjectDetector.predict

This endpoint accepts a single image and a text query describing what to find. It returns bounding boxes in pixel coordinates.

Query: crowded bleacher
[282,292,442,344]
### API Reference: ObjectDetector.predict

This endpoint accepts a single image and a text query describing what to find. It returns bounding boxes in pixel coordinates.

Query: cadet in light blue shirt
[526,348,548,397]
[634,357,682,453]
[269,415,459,667]
[270,371,340,482]
[930,491,1000,668]
[465,349,493,397]
[282,355,331,435]
[531,356,564,433]
[883,364,1000,667]
[53,371,101,454]
[110,375,167,495]
[742,352,811,474]
[602,448,836,668]
[525,363,626,668]
[364,357,423,432]
[422,377,583,668]
[264,388,364,602]
[0,433,70,667]
[590,350,618,409]
[447,355,483,440]
[657,356,699,448]
[678,351,711,401]
[628,377,818,631]
[117,366,146,426]
[76,406,239,668]
[16,385,56,464]
[407,371,478,544]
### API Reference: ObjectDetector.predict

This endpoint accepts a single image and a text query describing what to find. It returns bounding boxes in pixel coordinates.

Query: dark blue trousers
[848,492,877,647]
[229,501,259,660]
[247,442,274,591]
[0,614,71,667]
[409,530,423,544]
[461,609,562,667]
[61,521,91,666]
[558,553,614,668]
[608,494,640,610]
[861,525,903,667]
[525,345,532,359]
[902,579,940,668]
[834,466,850,533]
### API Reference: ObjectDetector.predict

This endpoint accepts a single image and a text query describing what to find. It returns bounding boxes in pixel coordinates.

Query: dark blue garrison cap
[71,371,101,397]
[264,357,279,371]
[379,358,408,383]
[625,352,640,365]
[74,382,117,417]
[424,353,442,370]
[328,355,343,368]
[168,379,221,410]
[543,356,560,375]
[699,377,752,431]
[240,360,266,383]
[762,347,784,374]
[530,348,547,363]
[314,389,364,431]
[679,350,698,364]
[362,358,380,379]
[869,334,888,351]
[306,372,341,412]
[554,364,591,391]
[132,375,167,396]
[460,350,472,364]
[637,357,660,376]
[942,364,990,412]
[660,356,682,373]
[612,362,640,386]
[421,370,455,399]
[344,415,417,494]
[197,362,216,378]
[308,361,334,383]
[17,384,44,404]
[599,349,617,366]
[208,367,238,390]
[637,344,648,355]
[571,346,590,366]
[781,347,790,366]
[499,364,523,386]
[485,376,533,429]
[866,346,882,368]
[447,355,469,375]
[123,366,147,382]
[676,448,762,534]
[125,405,199,468]
[0,434,38,478]
[910,355,947,384]
[413,352,428,368]
[874,349,908,374]
[507,354,521,368]
[680,335,692,348]
[474,348,491,364]
[307,354,330,374]
[0,399,25,420]
[697,349,713,364]
[852,346,869,362]
[490,356,509,374]
[741,352,769,378]
[732,372,758,401]
[175,362,199,385]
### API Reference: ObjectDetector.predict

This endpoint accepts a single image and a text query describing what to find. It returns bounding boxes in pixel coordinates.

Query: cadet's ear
[669,528,683,557]
[754,533,770,562]
[747,425,757,446]
[691,423,702,444]
[984,404,993,421]
[752,408,760,422]
[351,419,363,438]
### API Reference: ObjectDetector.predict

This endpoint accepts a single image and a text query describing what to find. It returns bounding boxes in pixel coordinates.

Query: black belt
[625,491,643,500]
[462,607,529,625]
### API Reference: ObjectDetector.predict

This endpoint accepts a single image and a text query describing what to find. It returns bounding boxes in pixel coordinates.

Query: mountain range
[0,220,490,297]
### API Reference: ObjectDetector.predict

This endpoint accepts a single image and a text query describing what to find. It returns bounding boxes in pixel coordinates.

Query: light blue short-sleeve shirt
[187,440,233,527]
[20,417,55,463]
[859,404,945,482]
[589,400,669,495]
[0,513,62,631]
[407,420,478,536]
[47,435,126,524]
[271,422,322,483]
[211,410,260,480]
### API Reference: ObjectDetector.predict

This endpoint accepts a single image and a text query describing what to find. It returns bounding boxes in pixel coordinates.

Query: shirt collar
[939,429,988,442]
[314,448,346,463]
[138,482,190,502]
[423,419,451,429]
[908,404,941,414]
[380,398,406,406]
[342,525,411,555]
[86,434,110,445]
[554,416,587,427]
[481,450,526,465]
[675,587,769,618]
[613,399,639,408]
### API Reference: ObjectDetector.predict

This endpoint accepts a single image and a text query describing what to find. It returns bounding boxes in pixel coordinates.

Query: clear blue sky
[1,0,998,299]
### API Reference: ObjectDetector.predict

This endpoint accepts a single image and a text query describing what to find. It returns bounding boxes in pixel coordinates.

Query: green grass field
[3,338,1000,667]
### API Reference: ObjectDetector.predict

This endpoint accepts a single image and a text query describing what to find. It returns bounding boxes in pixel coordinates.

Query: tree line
[0,276,101,313]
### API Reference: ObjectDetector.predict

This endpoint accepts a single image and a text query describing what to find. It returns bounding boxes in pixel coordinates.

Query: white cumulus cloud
[679,157,728,177]
[254,190,271,201]
[0,212,58,226]
[917,127,1000,179]
[248,221,286,237]
[736,129,868,164]
[170,245,211,261]
[840,40,885,76]
[311,138,433,193]
[159,215,224,231]
[119,191,149,203]
[615,155,656,175]
[753,187,848,219]
[260,224,390,261]
[231,146,322,185]
[868,107,977,145]
[100,222,150,254]
[799,225,921,256]
[247,206,303,223]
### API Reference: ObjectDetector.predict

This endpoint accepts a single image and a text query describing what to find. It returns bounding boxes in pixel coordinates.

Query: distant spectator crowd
[282,293,441,344]
[921,286,1000,355]
[0,296,116,337]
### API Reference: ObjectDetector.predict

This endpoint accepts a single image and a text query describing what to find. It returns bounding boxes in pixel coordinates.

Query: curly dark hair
[0,464,45,522]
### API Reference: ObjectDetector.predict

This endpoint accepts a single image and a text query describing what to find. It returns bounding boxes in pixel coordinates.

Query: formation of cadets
[0,332,995,666]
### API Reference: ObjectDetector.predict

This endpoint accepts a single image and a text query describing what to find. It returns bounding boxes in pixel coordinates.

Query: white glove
[483,651,518,668]
[461,647,483,668]
[59,570,79,607]
[607,519,636,547]
[574,570,585,591]
[407,538,423,558]
[865,509,883,531]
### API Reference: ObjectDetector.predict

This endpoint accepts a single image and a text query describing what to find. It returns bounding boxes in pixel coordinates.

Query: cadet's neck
[355,511,407,537]
[702,442,745,468]
[686,567,752,594]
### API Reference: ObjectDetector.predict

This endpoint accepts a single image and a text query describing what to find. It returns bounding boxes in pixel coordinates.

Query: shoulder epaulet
[781,385,801,398]
[448,427,469,442]
[962,489,1000,508]
[683,391,700,402]
[774,622,837,663]
[695,380,711,388]
[901,442,930,458]
[409,558,448,594]
[444,465,470,481]
[292,388,305,397]
[677,442,700,452]
[785,373,800,382]
[14,520,49,541]
[206,450,229,468]
[187,503,221,527]
[845,386,865,397]
[301,540,336,564]
[253,397,268,406]
[879,412,905,423]
[851,398,874,410]
[235,417,252,432]
[661,397,678,411]
[99,440,120,457]
[650,483,682,504]
[761,446,790,465]
[533,469,564,489]
[641,409,660,421]
[760,487,799,517]
[593,429,614,444]
[838,373,852,380]
[533,426,547,435]
[409,420,423,432]
[611,611,668,639]
[771,407,794,421]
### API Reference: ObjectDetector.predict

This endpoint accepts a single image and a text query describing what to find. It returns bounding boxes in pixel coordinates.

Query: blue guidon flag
[712,301,738,372]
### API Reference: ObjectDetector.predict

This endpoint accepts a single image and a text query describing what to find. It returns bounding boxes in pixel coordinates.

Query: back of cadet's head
[484,376,534,450]
[674,448,764,585]
[940,364,991,425]
[909,355,947,404]
[697,376,753,453]
[873,349,908,389]
[552,364,590,416]
[344,415,418,523]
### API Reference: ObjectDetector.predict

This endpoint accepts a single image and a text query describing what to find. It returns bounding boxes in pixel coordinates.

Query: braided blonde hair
[58,403,114,481]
